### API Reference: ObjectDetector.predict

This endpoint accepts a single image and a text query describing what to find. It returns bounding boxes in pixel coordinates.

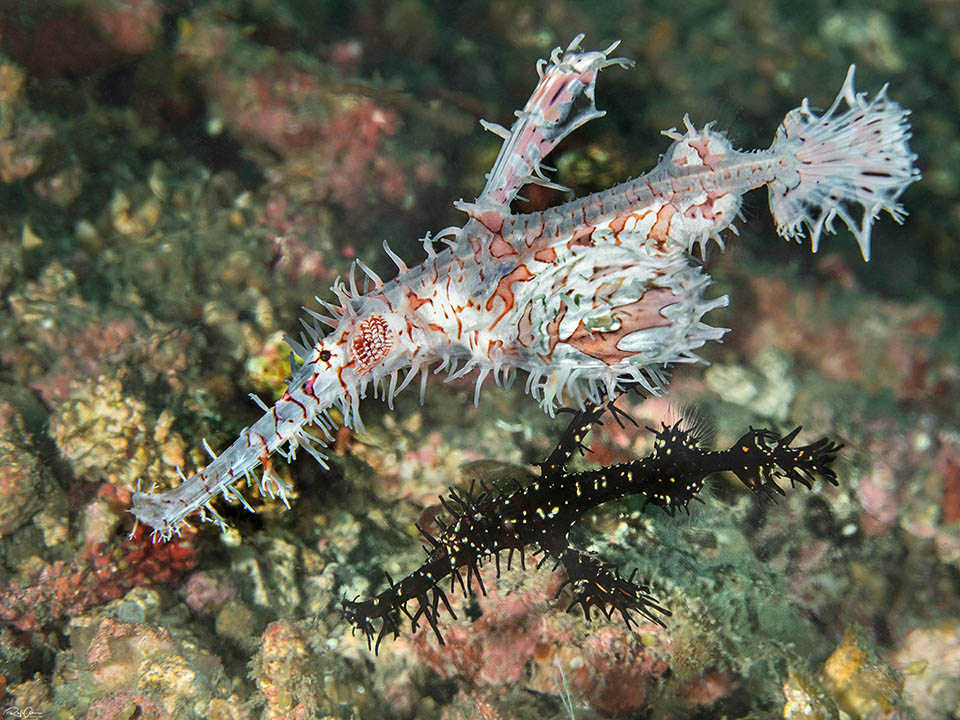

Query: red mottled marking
[566,225,595,249]
[282,392,309,418]
[486,338,504,358]
[684,191,727,221]
[524,214,546,248]
[550,262,576,294]
[258,446,275,481]
[687,135,727,167]
[608,214,630,234]
[608,209,653,239]
[534,246,557,263]
[406,289,432,311]
[517,304,535,348]
[566,289,677,365]
[486,265,535,328]
[468,234,483,258]
[592,279,625,304]
[490,234,516,258]
[352,315,393,374]
[540,303,568,360]
[476,209,505,234]
[649,205,677,243]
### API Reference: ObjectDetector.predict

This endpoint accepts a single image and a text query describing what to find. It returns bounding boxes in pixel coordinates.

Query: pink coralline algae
[410,564,564,686]
[406,558,672,715]
[183,571,237,616]
[220,65,330,154]
[258,198,337,285]
[86,693,164,720]
[401,554,737,716]
[736,274,951,406]
[309,97,406,209]
[28,318,143,408]
[855,421,942,539]
[5,261,198,408]
[54,615,233,719]
[256,621,320,720]
[561,626,673,716]
[900,433,960,570]
[893,620,960,720]
[256,85,406,214]
[255,620,374,719]
[177,11,409,216]
[0,506,196,632]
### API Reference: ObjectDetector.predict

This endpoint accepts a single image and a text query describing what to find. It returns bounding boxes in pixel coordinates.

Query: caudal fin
[767,65,920,261]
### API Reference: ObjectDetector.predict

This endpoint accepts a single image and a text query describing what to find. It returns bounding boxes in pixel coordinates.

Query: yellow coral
[245,330,297,400]
[50,375,201,490]
[822,626,904,718]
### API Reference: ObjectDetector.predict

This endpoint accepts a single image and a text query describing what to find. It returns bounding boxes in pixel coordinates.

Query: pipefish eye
[319,349,332,362]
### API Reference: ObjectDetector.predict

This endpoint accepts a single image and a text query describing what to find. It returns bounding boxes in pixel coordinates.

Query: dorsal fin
[476,35,632,214]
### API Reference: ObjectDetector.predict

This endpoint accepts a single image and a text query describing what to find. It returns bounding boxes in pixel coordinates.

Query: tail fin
[767,65,920,261]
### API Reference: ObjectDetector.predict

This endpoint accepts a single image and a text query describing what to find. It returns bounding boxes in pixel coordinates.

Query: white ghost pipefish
[130,36,919,541]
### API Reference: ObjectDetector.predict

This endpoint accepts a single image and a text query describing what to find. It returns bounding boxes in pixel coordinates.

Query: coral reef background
[0,1,956,718]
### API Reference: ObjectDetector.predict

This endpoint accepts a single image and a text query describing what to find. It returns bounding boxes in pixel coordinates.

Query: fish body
[131,36,919,540]
[341,403,843,652]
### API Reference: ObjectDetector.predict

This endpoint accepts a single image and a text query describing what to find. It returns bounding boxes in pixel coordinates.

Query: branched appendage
[728,426,842,500]
[341,402,843,653]
[540,389,643,478]
[342,580,457,654]
[552,547,670,630]
[540,401,607,478]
